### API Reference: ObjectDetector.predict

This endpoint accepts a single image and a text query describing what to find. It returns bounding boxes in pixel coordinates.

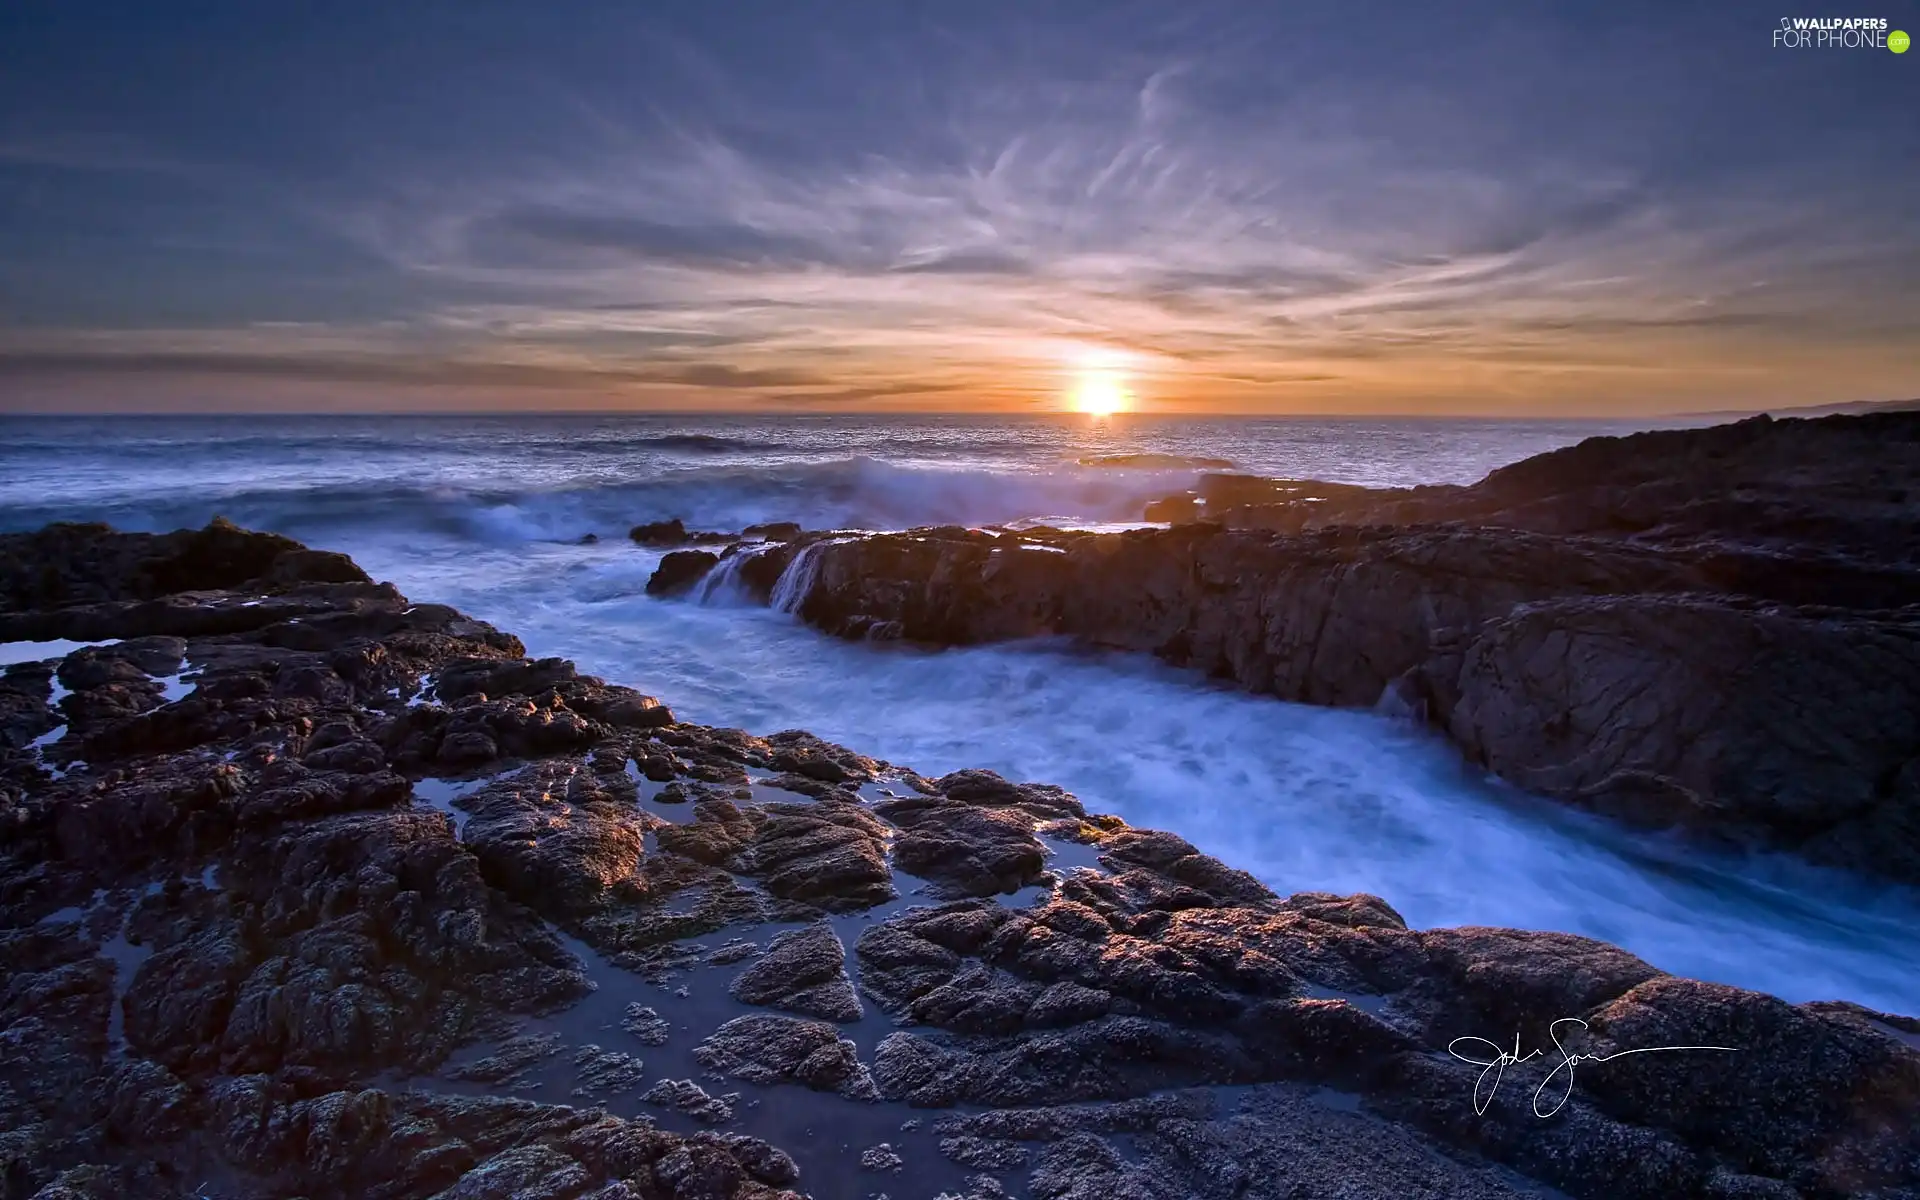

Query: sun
[1070,368,1129,417]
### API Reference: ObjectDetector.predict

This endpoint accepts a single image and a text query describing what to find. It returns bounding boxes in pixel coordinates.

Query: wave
[1077,452,1238,470]
[0,455,1207,547]
[1,427,786,464]
[595,433,784,455]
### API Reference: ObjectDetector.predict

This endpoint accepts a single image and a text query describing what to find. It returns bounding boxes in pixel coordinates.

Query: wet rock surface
[3,520,1916,1199]
[664,413,1920,884]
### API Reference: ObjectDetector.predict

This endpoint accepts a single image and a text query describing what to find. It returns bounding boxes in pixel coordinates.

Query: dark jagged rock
[644,1078,737,1124]
[693,1015,881,1100]
[2,519,1915,1200]
[621,1003,672,1046]
[569,1043,648,1097]
[871,769,1085,898]
[446,1032,563,1086]
[1199,411,1920,560]
[629,518,690,545]
[728,921,863,1022]
[0,518,369,613]
[725,797,896,909]
[743,522,802,542]
[457,759,652,914]
[628,518,734,547]
[648,549,722,596]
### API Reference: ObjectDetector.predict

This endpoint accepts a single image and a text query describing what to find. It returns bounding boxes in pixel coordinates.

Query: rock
[725,798,895,910]
[937,1135,1029,1170]
[1430,594,1920,877]
[1142,494,1200,524]
[734,542,800,602]
[643,1079,737,1124]
[729,921,863,1022]
[1163,410,1920,567]
[788,524,1703,703]
[448,1033,564,1087]
[693,1015,880,1100]
[1574,977,1920,1190]
[570,1044,648,1097]
[873,794,1045,897]
[743,522,802,542]
[933,1177,1010,1200]
[630,519,734,547]
[630,519,692,546]
[764,729,881,783]
[458,761,650,913]
[603,693,675,729]
[621,1004,672,1046]
[783,530,1078,643]
[707,939,761,966]
[0,518,369,613]
[648,550,721,596]
[190,1081,788,1198]
[937,1085,1563,1200]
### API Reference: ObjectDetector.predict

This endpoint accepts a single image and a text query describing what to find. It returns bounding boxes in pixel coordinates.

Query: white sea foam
[768,540,843,613]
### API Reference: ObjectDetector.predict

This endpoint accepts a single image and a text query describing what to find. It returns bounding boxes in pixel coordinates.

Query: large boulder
[646,550,720,596]
[1429,595,1920,877]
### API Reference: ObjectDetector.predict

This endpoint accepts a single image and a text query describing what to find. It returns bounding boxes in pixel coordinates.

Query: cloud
[667,363,825,388]
[0,347,832,394]
[468,206,843,272]
[0,348,645,389]
[755,382,969,406]
[888,249,1033,276]
[2,2,1915,413]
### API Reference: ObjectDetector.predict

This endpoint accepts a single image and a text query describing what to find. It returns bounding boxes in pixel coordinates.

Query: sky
[0,0,1916,416]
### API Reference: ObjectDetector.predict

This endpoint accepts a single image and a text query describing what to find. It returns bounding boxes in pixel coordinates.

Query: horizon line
[0,401,1912,421]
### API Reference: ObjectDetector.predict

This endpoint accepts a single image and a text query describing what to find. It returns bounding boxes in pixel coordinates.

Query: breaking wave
[1077,452,1238,470]
[1,457,1196,546]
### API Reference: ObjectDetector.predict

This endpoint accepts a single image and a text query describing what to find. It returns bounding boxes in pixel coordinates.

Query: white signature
[1448,1017,1737,1117]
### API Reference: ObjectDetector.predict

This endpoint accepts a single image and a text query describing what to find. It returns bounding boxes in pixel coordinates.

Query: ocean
[3,411,1915,1014]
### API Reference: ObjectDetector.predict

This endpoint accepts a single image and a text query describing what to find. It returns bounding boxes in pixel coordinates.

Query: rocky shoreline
[648,412,1920,886]
[2,517,1917,1198]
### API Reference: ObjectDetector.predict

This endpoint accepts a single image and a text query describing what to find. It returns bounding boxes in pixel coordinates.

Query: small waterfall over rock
[692,545,770,605]
[768,540,837,613]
